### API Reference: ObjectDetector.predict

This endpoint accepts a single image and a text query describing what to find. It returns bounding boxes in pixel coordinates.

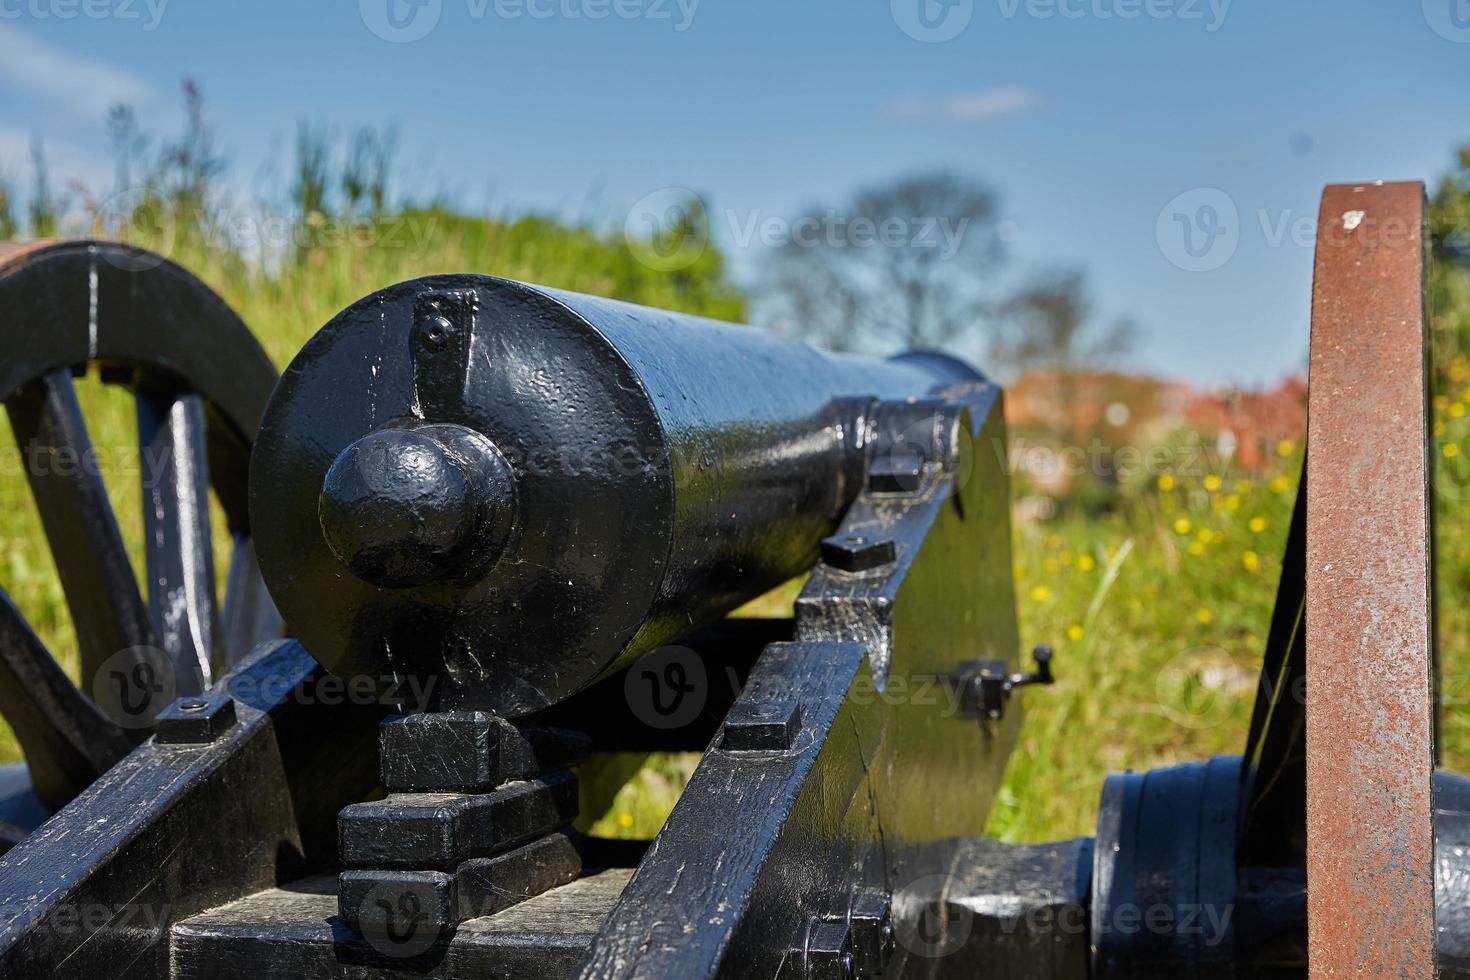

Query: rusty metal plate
[1305,181,1434,976]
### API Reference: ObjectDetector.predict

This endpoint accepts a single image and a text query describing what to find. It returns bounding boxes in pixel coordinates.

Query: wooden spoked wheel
[0,240,281,830]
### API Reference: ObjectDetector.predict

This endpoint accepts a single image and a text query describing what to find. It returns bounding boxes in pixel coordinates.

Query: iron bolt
[722,700,802,751]
[156,693,237,745]
[820,534,897,573]
[418,314,455,351]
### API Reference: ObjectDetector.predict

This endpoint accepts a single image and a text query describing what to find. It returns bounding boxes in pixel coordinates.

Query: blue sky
[0,0,1466,384]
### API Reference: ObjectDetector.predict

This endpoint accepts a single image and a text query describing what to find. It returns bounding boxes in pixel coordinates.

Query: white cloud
[0,24,157,121]
[883,86,1042,122]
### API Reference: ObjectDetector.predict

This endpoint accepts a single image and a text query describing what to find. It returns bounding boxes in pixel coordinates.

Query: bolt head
[156,693,237,745]
[722,700,802,751]
[820,533,897,573]
[418,314,455,351]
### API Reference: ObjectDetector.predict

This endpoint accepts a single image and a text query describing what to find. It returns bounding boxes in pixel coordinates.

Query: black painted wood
[339,772,580,871]
[0,240,280,825]
[137,386,218,693]
[0,640,383,978]
[220,536,282,667]
[169,869,633,979]
[0,588,132,809]
[6,368,160,708]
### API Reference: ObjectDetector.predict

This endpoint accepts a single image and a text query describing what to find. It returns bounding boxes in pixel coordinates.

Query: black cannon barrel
[249,275,981,716]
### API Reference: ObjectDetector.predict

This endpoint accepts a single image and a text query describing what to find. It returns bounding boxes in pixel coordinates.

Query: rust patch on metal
[1305,182,1435,976]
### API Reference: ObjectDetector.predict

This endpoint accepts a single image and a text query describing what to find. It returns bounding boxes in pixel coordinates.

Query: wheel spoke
[0,587,132,811]
[221,535,283,666]
[5,369,166,706]
[137,387,218,691]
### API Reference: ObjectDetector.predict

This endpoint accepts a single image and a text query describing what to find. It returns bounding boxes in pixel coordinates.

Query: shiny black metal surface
[250,275,980,716]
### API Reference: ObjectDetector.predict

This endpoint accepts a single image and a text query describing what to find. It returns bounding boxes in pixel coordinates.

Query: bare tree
[757,172,1004,352]
[992,268,1136,376]
[992,268,1138,443]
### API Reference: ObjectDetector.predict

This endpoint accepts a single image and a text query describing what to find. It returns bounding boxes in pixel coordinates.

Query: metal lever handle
[1006,644,1055,695]
[963,644,1056,721]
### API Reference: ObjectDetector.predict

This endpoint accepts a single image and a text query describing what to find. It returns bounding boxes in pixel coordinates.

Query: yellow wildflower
[1203,474,1222,491]
[1248,517,1268,533]
[1242,550,1260,572]
[1157,474,1176,492]
[1276,439,1296,458]
[1066,624,1085,641]
[1078,555,1096,572]
[1196,609,1214,624]
[1172,517,1191,535]
[1029,585,1051,603]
